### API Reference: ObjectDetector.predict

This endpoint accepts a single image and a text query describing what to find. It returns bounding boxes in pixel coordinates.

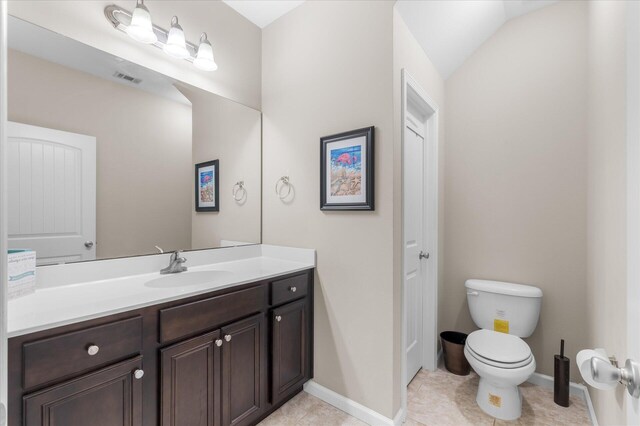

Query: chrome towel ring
[275,176,291,200]
[232,181,246,201]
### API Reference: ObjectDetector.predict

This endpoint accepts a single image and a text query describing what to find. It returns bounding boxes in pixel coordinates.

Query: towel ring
[232,181,246,201]
[275,176,291,200]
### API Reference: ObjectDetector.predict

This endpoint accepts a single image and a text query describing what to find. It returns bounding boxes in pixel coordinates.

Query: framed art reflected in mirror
[195,160,220,212]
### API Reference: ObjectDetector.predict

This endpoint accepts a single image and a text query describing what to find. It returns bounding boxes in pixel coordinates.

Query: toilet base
[476,377,523,421]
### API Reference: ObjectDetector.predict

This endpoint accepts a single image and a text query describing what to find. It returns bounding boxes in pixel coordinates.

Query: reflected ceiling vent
[113,71,142,84]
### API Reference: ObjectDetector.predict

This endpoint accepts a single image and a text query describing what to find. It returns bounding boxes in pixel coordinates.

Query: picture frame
[195,159,219,212]
[320,126,374,211]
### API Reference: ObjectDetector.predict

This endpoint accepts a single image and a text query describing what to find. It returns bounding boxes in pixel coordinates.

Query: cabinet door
[221,314,264,426]
[271,299,307,403]
[160,330,221,426]
[23,356,143,426]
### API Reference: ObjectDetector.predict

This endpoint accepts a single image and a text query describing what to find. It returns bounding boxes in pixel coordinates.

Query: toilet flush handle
[467,291,479,296]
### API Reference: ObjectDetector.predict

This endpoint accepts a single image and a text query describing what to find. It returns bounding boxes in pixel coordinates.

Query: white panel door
[404,122,425,385]
[7,122,96,265]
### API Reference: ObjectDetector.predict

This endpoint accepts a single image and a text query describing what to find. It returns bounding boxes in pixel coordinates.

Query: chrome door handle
[289,286,297,293]
[224,334,232,342]
[591,357,640,398]
[84,241,94,249]
[419,251,429,260]
[133,369,144,380]
[87,344,100,356]
[275,315,282,322]
[215,339,223,347]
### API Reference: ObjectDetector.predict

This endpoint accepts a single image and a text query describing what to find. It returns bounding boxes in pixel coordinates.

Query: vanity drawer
[271,273,308,306]
[159,285,266,343]
[23,316,142,389]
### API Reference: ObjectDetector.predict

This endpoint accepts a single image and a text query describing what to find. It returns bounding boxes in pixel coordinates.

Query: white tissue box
[8,249,36,300]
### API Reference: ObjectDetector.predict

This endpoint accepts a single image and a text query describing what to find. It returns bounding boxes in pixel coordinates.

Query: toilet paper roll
[576,349,617,390]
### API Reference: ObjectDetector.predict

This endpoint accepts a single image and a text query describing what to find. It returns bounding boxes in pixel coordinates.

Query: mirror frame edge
[0,0,9,423]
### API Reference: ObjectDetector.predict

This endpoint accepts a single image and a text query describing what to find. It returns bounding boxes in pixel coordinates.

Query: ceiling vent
[112,71,142,84]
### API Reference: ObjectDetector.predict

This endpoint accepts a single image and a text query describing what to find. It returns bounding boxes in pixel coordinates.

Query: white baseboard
[303,380,402,425]
[527,372,598,426]
[392,408,404,426]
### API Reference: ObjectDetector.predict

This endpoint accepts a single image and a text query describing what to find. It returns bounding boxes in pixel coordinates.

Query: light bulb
[194,33,218,71]
[126,0,157,44]
[163,16,189,59]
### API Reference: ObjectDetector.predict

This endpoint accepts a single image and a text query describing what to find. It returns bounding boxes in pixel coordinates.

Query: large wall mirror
[6,16,262,265]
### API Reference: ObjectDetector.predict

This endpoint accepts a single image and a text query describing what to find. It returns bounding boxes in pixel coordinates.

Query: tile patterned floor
[258,367,592,425]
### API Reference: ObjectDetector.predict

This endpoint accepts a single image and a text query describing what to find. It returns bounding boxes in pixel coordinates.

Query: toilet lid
[466,330,532,365]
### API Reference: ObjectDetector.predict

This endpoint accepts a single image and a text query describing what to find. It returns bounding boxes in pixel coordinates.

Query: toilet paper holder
[591,356,640,398]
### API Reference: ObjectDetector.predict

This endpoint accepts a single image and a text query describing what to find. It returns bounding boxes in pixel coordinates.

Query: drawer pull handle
[133,369,144,380]
[87,345,100,356]
[290,286,297,293]
[215,339,223,347]
[224,334,232,342]
[275,315,282,322]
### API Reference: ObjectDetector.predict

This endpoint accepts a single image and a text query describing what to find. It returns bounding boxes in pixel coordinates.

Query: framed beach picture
[195,159,219,212]
[320,126,374,211]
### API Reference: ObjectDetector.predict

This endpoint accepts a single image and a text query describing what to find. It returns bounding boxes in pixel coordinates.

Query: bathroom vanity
[6,246,315,426]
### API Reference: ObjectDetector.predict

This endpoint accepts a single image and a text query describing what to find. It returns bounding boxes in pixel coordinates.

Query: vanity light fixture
[104,3,218,71]
[126,0,157,44]
[194,33,218,71]
[163,17,189,59]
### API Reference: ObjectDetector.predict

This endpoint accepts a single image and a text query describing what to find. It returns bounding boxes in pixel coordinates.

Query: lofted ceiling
[222,0,305,28]
[395,0,557,79]
[221,0,556,77]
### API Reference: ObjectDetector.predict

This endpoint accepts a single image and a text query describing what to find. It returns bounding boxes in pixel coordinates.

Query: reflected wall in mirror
[7,16,261,265]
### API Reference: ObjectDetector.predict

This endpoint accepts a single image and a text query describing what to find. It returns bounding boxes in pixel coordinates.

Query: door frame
[627,1,640,423]
[400,68,439,412]
[0,1,8,424]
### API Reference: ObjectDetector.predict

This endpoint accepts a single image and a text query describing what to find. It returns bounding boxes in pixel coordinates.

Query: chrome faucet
[161,250,187,274]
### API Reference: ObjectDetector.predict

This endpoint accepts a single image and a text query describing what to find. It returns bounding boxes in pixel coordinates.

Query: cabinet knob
[275,315,282,322]
[224,334,232,342]
[215,339,223,347]
[133,369,144,380]
[87,345,100,356]
[290,286,297,293]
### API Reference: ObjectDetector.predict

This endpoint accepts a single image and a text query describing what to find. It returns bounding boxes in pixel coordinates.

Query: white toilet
[463,279,542,421]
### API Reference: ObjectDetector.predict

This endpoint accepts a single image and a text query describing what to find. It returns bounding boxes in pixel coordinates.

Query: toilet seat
[466,329,533,369]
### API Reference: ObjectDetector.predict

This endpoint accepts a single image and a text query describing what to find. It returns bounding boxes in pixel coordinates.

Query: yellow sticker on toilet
[494,319,509,334]
[489,394,502,408]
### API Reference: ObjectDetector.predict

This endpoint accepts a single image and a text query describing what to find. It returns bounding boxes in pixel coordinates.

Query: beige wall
[8,0,262,109]
[443,1,589,381]
[586,1,628,424]
[262,0,397,418]
[8,49,193,259]
[392,9,445,412]
[179,85,261,248]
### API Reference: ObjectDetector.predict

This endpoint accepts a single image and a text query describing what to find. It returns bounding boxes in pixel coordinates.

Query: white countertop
[8,245,315,338]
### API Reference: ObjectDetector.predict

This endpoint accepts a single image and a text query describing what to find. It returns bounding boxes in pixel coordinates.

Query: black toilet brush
[554,339,570,407]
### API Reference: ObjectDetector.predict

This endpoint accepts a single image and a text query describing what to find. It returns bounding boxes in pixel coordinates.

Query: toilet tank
[465,279,542,338]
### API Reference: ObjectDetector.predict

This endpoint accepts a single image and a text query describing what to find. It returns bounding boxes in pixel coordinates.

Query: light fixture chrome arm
[104,4,216,71]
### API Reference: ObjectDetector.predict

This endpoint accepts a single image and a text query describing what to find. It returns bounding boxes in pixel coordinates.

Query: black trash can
[440,331,471,376]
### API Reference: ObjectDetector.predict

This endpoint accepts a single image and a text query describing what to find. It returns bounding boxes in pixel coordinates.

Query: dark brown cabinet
[9,269,314,426]
[23,356,143,426]
[221,315,265,426]
[160,315,266,426]
[271,299,308,404]
[161,331,221,426]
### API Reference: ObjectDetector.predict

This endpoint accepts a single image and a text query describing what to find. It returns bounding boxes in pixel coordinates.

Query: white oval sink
[145,271,233,288]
